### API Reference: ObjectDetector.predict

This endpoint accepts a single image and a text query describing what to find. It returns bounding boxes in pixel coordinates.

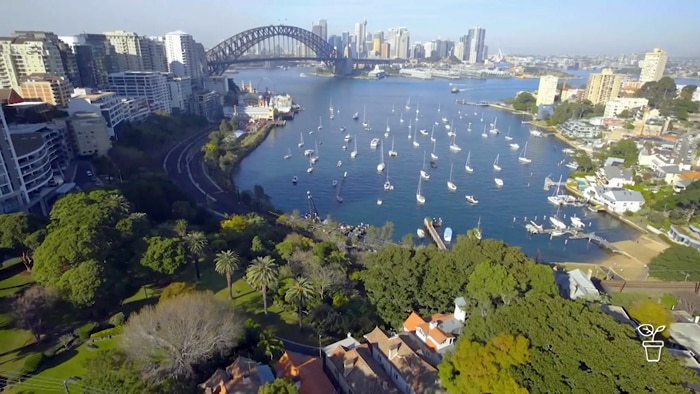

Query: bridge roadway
[424,218,447,250]
[162,127,245,218]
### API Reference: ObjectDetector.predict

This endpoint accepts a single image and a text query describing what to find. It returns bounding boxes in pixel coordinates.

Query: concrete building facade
[584,68,622,105]
[107,71,170,114]
[19,74,73,107]
[639,48,668,83]
[536,75,559,106]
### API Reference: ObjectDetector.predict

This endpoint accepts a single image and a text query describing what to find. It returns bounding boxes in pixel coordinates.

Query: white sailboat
[377,140,386,172]
[420,151,430,180]
[430,125,436,142]
[283,148,292,159]
[386,119,391,133]
[416,102,420,115]
[405,96,412,110]
[518,141,532,163]
[419,126,428,136]
[350,136,358,158]
[430,140,438,160]
[465,151,474,173]
[298,132,304,148]
[489,117,499,134]
[407,120,412,140]
[449,134,461,152]
[384,169,394,191]
[495,177,504,187]
[310,141,320,163]
[445,120,452,131]
[509,142,520,150]
[480,111,484,122]
[391,104,395,113]
[504,126,513,141]
[399,112,404,123]
[467,122,472,132]
[318,116,323,130]
[362,105,368,128]
[329,98,334,119]
[570,215,585,228]
[447,163,457,191]
[388,135,398,157]
[493,154,502,171]
[481,124,488,138]
[416,173,425,204]
[412,126,420,147]
[437,103,441,113]
[352,111,359,120]
[306,157,314,173]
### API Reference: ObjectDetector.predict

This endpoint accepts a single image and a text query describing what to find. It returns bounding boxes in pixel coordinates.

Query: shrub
[21,353,45,374]
[109,312,126,326]
[75,322,97,340]
[90,326,124,339]
[160,282,195,302]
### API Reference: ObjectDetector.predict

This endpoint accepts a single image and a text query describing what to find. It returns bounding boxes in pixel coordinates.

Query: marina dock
[526,225,623,254]
[424,217,447,250]
[543,175,568,191]
[455,99,489,106]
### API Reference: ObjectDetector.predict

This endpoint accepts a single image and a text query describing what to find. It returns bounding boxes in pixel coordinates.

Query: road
[162,127,244,217]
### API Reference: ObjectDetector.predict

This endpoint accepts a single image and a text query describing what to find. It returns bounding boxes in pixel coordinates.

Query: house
[603,157,625,167]
[402,297,466,366]
[673,171,700,192]
[323,333,361,357]
[275,351,337,394]
[555,268,600,301]
[326,343,399,394]
[363,327,445,394]
[584,186,645,213]
[596,165,635,188]
[560,120,601,139]
[199,356,275,394]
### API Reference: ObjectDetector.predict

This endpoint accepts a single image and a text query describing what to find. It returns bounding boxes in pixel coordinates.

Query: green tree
[467,260,518,306]
[82,350,152,394]
[628,300,672,338]
[219,119,233,133]
[259,379,300,394]
[140,236,187,275]
[600,138,639,166]
[246,255,278,314]
[617,109,632,118]
[159,282,195,302]
[257,329,284,361]
[285,277,315,329]
[512,92,538,113]
[184,231,208,281]
[0,212,47,271]
[251,235,266,256]
[649,245,700,281]
[215,250,240,299]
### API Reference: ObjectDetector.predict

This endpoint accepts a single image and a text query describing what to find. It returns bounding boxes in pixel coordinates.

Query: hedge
[21,353,45,374]
[89,326,124,339]
[75,322,98,340]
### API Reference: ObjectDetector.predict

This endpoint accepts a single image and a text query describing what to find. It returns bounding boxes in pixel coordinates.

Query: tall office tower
[396,28,410,59]
[454,42,466,61]
[385,28,397,58]
[639,48,668,83]
[467,26,486,64]
[372,32,383,54]
[0,106,27,213]
[584,68,622,105]
[354,20,367,57]
[536,75,559,106]
[104,30,145,71]
[482,45,488,62]
[0,31,72,89]
[317,19,328,42]
[164,31,199,78]
[312,22,323,39]
[140,36,168,72]
[60,34,118,88]
[412,43,425,59]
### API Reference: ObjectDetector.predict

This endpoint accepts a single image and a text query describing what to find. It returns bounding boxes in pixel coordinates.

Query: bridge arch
[206,25,339,75]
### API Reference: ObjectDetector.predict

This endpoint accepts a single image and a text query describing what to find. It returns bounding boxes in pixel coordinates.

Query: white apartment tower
[107,71,171,114]
[354,20,367,57]
[0,107,28,213]
[104,30,145,71]
[639,48,668,83]
[164,31,199,78]
[467,26,486,64]
[536,75,559,106]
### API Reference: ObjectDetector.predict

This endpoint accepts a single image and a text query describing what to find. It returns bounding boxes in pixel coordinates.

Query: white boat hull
[465,166,474,173]
[420,170,430,180]
[417,229,426,238]
[416,194,425,204]
[493,165,501,171]
[447,182,457,191]
[377,163,386,172]
[494,178,504,187]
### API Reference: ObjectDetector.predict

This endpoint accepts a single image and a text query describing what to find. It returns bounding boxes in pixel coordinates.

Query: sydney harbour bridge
[205,25,399,76]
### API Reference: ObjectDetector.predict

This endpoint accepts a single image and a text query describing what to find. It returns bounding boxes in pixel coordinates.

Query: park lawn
[6,337,119,394]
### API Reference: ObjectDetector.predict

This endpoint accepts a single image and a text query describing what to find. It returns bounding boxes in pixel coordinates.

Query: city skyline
[3,0,698,57]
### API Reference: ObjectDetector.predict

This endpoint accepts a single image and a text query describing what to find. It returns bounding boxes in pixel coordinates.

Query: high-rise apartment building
[19,74,73,107]
[639,48,668,83]
[380,42,391,59]
[107,71,171,114]
[584,68,622,105]
[387,27,410,59]
[454,42,466,62]
[536,75,559,106]
[140,36,168,72]
[0,31,72,89]
[60,34,118,88]
[467,26,486,64]
[0,106,27,213]
[104,30,145,71]
[164,31,200,78]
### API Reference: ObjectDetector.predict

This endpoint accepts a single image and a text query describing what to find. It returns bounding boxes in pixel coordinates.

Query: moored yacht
[570,215,585,228]
[465,195,479,204]
[292,176,298,184]
[417,228,426,238]
[509,142,520,150]
[494,178,504,187]
[370,138,380,149]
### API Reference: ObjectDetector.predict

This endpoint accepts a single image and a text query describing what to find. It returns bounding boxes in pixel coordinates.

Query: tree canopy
[649,245,700,281]
[598,138,639,166]
[546,100,605,125]
[512,92,537,113]
[635,77,699,120]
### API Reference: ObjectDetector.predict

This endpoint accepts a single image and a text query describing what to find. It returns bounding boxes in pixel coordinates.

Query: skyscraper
[164,31,200,78]
[536,75,559,106]
[354,20,367,57]
[639,48,668,83]
[0,106,27,213]
[584,68,622,105]
[467,26,486,64]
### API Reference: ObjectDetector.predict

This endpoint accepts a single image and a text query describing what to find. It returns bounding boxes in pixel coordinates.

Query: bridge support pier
[334,58,353,76]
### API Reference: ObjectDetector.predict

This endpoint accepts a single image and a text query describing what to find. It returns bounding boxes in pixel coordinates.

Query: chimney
[389,343,400,359]
[587,269,593,280]
[429,321,438,330]
[343,358,356,376]
[695,316,699,324]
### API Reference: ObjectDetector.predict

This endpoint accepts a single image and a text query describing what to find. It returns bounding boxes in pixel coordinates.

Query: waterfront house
[326,343,399,394]
[667,225,700,251]
[555,268,600,301]
[673,171,700,192]
[560,120,601,139]
[584,186,645,213]
[363,327,446,394]
[275,351,337,394]
[596,165,635,188]
[199,356,275,394]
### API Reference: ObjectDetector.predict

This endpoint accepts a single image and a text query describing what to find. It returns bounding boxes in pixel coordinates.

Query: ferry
[443,227,453,243]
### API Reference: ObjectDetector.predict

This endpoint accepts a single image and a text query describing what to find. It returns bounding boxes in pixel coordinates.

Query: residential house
[323,333,361,357]
[603,157,624,167]
[584,186,645,213]
[326,343,399,394]
[638,149,688,184]
[596,165,635,188]
[275,351,337,394]
[667,225,700,251]
[673,171,700,193]
[199,356,275,394]
[402,297,466,366]
[560,120,601,139]
[555,268,600,301]
[363,327,445,394]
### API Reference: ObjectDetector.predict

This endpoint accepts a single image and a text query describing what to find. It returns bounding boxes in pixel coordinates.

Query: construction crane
[306,191,320,221]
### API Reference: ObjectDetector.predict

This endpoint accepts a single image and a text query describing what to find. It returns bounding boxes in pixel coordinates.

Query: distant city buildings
[467,26,487,64]
[164,31,201,79]
[536,75,559,106]
[639,48,668,83]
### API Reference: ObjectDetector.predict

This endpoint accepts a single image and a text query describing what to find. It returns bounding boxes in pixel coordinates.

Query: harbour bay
[231,68,639,263]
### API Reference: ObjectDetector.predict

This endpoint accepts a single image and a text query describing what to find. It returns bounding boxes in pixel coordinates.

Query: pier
[543,175,568,191]
[424,217,447,250]
[526,226,624,254]
[455,99,489,106]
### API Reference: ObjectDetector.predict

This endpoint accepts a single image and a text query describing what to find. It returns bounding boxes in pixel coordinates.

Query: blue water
[232,68,640,263]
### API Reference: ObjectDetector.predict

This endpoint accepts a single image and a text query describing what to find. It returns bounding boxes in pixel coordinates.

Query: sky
[3,0,699,57]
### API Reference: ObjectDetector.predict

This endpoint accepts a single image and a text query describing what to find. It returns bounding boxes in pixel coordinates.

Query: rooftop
[275,351,337,394]
[10,133,44,157]
[330,344,399,394]
[679,171,700,182]
[670,323,700,355]
[200,356,275,394]
[601,165,634,181]
[323,333,360,356]
[8,122,63,135]
[74,91,116,101]
[605,189,645,203]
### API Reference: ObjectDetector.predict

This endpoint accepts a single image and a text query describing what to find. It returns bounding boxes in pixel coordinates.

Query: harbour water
[232,68,639,263]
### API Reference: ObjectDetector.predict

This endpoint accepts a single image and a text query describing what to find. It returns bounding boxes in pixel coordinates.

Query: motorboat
[337,160,343,167]
[352,112,359,120]
[494,178,504,187]
[417,228,426,238]
[562,148,575,155]
[340,126,346,132]
[530,129,544,137]
[419,128,429,136]
[370,138,380,149]
[384,181,394,191]
[377,197,383,206]
[549,216,567,230]
[570,215,586,228]
[565,162,579,169]
[443,227,453,243]
[292,176,298,184]
[509,143,520,150]
[332,180,338,187]
[465,195,479,204]
[344,134,352,142]
[283,148,292,159]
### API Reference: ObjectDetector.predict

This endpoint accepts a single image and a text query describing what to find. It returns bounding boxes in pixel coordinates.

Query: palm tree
[285,277,315,329]
[173,219,188,238]
[184,231,208,281]
[107,193,131,214]
[215,250,240,299]
[257,329,283,361]
[467,227,482,241]
[246,256,278,314]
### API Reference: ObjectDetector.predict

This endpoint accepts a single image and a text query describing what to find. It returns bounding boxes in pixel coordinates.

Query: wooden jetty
[527,226,623,254]
[543,175,568,191]
[455,99,489,106]
[424,217,447,250]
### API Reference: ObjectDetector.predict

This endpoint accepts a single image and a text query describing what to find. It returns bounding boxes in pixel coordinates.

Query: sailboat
[430,125,436,142]
[399,112,404,123]
[412,126,420,147]
[489,117,499,134]
[352,111,359,120]
[430,140,438,160]
[504,126,513,141]
[481,124,488,138]
[416,103,420,115]
[384,170,394,191]
[298,132,304,148]
[350,136,358,158]
[467,122,472,132]
[391,104,395,113]
[329,98,334,119]
[306,158,314,173]
[405,96,412,110]
[493,154,502,171]
[509,142,520,150]
[283,148,292,159]
[318,116,323,130]
[420,151,430,180]
[437,103,441,113]
[465,151,474,173]
[518,141,532,163]
[447,163,457,191]
[449,134,461,152]
[419,126,428,136]
[445,120,452,131]
[416,173,425,204]
[362,105,368,129]
[494,177,504,187]
[388,136,398,157]
[310,141,320,163]
[386,119,391,133]
[480,111,484,122]
[407,120,412,140]
[377,141,386,172]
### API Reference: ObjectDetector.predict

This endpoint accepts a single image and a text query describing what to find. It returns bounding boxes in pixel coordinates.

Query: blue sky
[3,0,698,56]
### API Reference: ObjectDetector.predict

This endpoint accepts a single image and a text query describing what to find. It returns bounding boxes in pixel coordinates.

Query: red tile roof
[275,351,337,394]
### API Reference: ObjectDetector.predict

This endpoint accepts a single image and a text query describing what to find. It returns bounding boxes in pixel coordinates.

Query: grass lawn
[559,262,607,279]
[6,337,119,394]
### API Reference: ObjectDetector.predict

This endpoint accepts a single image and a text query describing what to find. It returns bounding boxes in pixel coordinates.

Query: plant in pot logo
[636,324,666,362]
